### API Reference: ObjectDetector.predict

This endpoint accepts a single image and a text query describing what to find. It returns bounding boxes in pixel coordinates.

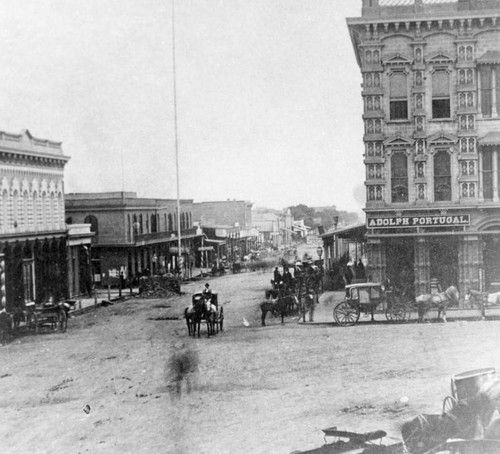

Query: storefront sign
[367,214,470,229]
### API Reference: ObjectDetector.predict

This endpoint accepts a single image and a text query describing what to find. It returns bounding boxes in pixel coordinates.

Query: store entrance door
[386,238,415,298]
[429,237,458,290]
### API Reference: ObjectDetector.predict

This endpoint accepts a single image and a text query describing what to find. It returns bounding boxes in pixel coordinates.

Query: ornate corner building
[347,0,500,294]
[0,129,71,309]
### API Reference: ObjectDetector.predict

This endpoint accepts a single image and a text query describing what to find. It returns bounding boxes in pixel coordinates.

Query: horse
[401,377,500,453]
[202,295,218,337]
[184,294,206,337]
[260,292,299,326]
[465,288,500,320]
[414,286,460,322]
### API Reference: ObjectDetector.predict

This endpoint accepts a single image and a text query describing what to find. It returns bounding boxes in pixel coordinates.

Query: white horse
[415,286,460,323]
[465,289,500,320]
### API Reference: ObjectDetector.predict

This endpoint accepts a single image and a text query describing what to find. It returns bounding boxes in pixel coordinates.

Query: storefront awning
[320,223,366,240]
[480,131,500,147]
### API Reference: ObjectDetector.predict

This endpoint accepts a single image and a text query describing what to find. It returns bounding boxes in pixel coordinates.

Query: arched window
[168,214,173,231]
[32,192,38,229]
[391,152,408,203]
[12,190,19,228]
[434,150,451,201]
[151,214,157,233]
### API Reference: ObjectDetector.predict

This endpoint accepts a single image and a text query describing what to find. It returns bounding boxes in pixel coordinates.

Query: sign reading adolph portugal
[367,214,470,229]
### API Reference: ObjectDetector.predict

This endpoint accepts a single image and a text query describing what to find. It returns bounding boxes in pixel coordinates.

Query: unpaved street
[1,270,500,454]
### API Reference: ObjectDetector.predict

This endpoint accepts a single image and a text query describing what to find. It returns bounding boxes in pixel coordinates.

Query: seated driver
[202,283,212,299]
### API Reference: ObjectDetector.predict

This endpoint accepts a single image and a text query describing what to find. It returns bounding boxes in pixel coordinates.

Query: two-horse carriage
[185,292,224,337]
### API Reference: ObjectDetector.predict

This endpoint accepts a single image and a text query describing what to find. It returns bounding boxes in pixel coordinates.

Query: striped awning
[477,51,500,65]
[480,132,500,147]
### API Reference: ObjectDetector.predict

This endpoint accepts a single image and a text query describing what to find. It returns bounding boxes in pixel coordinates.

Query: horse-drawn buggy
[22,299,75,333]
[185,292,224,337]
[333,282,410,326]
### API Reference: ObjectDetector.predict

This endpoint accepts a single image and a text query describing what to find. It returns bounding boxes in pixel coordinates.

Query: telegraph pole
[171,0,182,284]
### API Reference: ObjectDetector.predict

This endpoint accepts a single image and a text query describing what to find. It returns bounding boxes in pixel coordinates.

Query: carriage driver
[202,283,213,300]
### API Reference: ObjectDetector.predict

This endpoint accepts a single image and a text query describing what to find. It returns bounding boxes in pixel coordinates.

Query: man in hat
[202,283,212,299]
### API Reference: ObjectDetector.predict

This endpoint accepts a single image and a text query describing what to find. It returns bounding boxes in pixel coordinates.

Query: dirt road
[1,270,500,454]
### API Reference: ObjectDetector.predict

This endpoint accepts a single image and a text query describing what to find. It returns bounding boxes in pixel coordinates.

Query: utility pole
[171,0,182,287]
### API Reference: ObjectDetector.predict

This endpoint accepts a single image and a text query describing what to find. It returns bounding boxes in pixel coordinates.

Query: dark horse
[260,289,298,326]
[185,293,214,338]
[414,285,460,322]
[402,377,500,453]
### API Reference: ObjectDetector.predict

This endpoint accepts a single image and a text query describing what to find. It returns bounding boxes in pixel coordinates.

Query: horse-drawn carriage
[333,282,410,327]
[23,299,75,333]
[185,292,224,337]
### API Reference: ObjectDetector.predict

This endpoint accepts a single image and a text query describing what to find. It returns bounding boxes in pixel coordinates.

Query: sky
[0,0,365,213]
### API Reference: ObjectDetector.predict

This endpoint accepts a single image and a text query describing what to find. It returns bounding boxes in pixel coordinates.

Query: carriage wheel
[333,301,360,327]
[58,310,67,332]
[385,301,407,323]
[443,395,458,413]
[27,312,38,334]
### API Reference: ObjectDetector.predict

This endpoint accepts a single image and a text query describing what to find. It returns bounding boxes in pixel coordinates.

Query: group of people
[343,259,365,286]
[273,266,294,292]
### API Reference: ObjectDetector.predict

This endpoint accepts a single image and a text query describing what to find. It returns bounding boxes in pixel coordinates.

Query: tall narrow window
[480,66,493,117]
[391,152,408,203]
[432,70,450,119]
[434,150,451,201]
[482,150,493,200]
[390,72,408,120]
[23,260,34,303]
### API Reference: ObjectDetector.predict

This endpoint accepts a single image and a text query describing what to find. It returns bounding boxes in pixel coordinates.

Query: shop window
[390,72,408,120]
[434,150,451,201]
[432,70,450,119]
[391,152,408,203]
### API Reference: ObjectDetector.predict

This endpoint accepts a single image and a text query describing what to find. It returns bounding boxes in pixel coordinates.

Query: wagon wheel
[27,312,38,334]
[443,395,458,413]
[57,310,67,332]
[385,300,408,323]
[333,301,360,327]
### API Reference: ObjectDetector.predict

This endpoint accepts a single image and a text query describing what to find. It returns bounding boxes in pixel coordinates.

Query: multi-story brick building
[193,200,253,230]
[65,192,201,284]
[347,0,500,294]
[0,129,92,310]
